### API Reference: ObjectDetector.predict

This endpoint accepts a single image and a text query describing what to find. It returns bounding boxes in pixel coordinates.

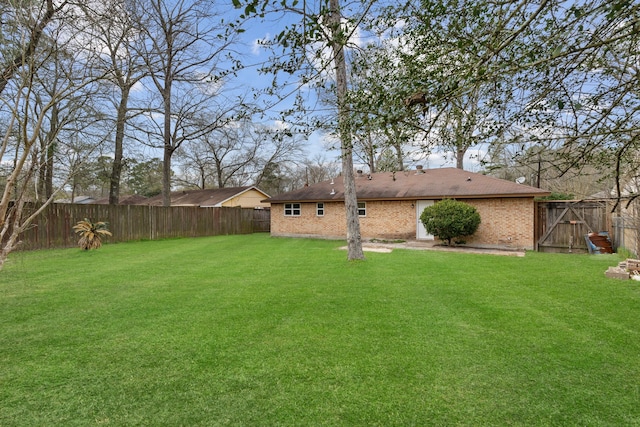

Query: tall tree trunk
[329,0,364,260]
[37,101,57,201]
[109,87,130,205]
[200,166,206,189]
[456,146,465,169]
[162,146,172,206]
[162,81,172,207]
[365,132,376,173]
[392,129,404,171]
[71,179,77,203]
[38,139,47,202]
[215,159,224,188]
[44,103,58,198]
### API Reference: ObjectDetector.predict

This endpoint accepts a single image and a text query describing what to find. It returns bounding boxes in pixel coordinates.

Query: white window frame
[284,203,301,216]
[316,202,324,216]
[357,202,366,217]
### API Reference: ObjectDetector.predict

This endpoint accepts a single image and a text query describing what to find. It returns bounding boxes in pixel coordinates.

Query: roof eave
[266,192,551,203]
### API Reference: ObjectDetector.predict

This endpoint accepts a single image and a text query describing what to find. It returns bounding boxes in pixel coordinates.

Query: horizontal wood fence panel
[9,203,269,251]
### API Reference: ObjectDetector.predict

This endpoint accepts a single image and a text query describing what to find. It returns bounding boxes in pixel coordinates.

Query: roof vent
[330,188,336,195]
[415,165,424,174]
[357,170,363,176]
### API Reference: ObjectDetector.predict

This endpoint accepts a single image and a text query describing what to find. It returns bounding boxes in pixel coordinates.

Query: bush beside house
[420,199,481,245]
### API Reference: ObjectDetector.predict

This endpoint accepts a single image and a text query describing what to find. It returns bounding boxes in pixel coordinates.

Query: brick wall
[463,198,535,249]
[271,197,536,249]
[270,201,349,239]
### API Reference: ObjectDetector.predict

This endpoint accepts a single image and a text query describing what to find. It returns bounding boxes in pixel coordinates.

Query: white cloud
[130,80,145,93]
[272,120,292,130]
[252,34,271,55]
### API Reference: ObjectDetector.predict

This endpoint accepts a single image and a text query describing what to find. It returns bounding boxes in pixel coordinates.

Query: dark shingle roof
[266,168,550,203]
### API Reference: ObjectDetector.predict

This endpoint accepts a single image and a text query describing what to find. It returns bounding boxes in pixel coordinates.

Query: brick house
[266,167,550,250]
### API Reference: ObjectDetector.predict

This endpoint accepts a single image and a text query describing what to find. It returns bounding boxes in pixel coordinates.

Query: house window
[284,203,301,216]
[316,202,324,216]
[357,202,366,217]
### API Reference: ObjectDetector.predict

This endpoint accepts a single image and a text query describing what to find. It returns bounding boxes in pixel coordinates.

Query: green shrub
[420,199,481,246]
[617,246,637,259]
[536,192,575,200]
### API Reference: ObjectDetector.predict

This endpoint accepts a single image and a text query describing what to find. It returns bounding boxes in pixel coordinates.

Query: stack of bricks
[625,259,640,273]
[605,259,640,280]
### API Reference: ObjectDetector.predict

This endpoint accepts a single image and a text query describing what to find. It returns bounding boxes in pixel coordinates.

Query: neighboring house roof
[145,186,270,207]
[267,168,550,203]
[55,195,97,204]
[92,195,149,205]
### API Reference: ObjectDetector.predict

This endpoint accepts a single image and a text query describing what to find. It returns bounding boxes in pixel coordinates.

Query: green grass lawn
[1,234,639,426]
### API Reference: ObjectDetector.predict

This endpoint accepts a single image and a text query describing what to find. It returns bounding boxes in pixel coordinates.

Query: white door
[416,200,434,240]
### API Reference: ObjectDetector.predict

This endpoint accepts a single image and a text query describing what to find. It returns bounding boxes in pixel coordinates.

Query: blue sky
[225,2,484,172]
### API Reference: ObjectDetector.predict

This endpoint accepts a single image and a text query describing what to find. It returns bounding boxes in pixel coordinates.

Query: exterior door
[416,200,434,240]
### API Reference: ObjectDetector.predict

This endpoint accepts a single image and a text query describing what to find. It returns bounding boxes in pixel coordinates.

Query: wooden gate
[252,208,271,232]
[536,200,611,253]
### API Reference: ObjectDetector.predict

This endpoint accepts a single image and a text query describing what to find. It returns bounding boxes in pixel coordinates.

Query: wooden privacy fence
[10,203,271,251]
[536,200,611,253]
[611,197,640,257]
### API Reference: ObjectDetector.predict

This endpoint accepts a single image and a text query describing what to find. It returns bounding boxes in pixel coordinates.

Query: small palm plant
[73,219,112,250]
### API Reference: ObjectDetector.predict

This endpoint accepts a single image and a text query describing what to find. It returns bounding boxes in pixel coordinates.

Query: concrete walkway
[341,240,526,257]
